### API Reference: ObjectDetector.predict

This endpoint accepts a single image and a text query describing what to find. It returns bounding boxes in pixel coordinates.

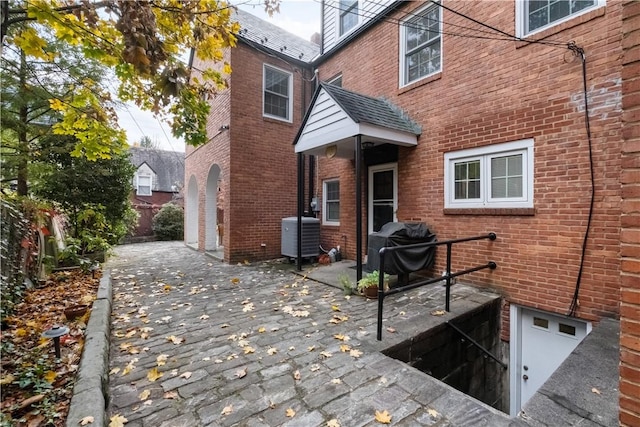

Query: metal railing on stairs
[376,232,497,341]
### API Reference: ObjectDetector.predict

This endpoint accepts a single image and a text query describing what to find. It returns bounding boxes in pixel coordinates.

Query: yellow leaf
[15,328,27,337]
[163,285,172,292]
[166,335,184,345]
[285,408,296,417]
[109,414,128,427]
[231,278,240,284]
[331,305,341,312]
[334,334,350,342]
[147,367,163,382]
[258,326,266,333]
[0,374,15,385]
[79,415,95,425]
[267,347,277,355]
[125,329,137,338]
[340,344,351,353]
[308,345,316,352]
[327,419,340,427]
[431,310,446,316]
[44,370,57,383]
[221,404,233,415]
[374,410,392,424]
[243,346,255,354]
[427,408,440,418]
[139,389,151,401]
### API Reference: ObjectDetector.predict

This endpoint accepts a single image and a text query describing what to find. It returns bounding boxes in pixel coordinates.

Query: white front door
[368,163,397,235]
[510,305,591,416]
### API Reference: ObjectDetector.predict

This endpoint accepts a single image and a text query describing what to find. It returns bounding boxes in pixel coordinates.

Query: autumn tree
[1,0,279,161]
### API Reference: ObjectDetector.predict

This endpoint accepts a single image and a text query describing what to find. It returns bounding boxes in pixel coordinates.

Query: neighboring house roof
[294,83,422,157]
[129,147,185,193]
[234,8,320,63]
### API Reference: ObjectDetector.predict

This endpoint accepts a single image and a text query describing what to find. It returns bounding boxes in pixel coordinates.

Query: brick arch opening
[205,165,222,251]
[185,175,199,247]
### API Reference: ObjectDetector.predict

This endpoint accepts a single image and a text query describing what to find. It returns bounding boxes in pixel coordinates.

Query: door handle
[523,374,529,381]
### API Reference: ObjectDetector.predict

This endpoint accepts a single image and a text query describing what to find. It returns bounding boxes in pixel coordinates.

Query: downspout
[296,152,305,271]
[320,0,325,55]
[355,135,363,283]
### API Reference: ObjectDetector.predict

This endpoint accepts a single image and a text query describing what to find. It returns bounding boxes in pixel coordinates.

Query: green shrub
[152,203,184,240]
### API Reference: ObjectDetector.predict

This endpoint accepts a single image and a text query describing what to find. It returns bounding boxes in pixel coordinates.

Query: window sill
[398,72,442,95]
[444,207,535,216]
[322,222,340,227]
[263,116,293,125]
[516,6,606,49]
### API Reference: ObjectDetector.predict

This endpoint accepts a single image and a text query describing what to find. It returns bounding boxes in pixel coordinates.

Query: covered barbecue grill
[366,222,436,279]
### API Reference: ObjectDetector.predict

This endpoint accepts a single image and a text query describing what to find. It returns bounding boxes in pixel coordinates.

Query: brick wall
[130,191,176,237]
[186,43,314,262]
[316,1,623,325]
[620,1,640,425]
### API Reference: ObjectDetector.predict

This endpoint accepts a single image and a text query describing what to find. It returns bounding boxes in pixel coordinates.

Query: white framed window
[263,64,292,122]
[323,179,340,225]
[338,0,359,36]
[399,3,442,87]
[327,74,343,87]
[444,139,534,209]
[516,0,603,37]
[137,175,152,196]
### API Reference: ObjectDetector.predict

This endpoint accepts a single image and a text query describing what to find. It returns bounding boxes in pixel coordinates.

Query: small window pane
[559,323,576,336]
[491,154,523,198]
[264,67,290,120]
[325,181,340,223]
[527,0,596,33]
[533,317,549,328]
[138,176,151,196]
[454,160,481,200]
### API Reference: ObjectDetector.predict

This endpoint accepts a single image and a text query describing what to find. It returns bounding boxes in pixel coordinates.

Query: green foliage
[152,203,184,241]
[357,270,380,292]
[338,273,354,296]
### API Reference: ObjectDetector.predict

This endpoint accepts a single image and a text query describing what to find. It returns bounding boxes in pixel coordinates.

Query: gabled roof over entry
[294,83,421,157]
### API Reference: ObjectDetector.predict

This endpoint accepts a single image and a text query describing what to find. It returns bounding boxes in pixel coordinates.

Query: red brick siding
[620,1,640,425]
[186,43,313,262]
[130,191,176,237]
[317,1,622,326]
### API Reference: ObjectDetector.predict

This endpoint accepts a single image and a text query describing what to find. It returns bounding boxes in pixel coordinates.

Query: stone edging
[65,270,112,427]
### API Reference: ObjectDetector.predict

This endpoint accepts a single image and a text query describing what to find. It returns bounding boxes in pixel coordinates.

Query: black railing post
[445,242,453,312]
[377,248,387,341]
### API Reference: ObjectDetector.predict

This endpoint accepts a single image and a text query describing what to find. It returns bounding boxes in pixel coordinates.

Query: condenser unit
[281,217,320,261]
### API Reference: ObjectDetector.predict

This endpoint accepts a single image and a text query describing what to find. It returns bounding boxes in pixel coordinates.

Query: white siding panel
[323,0,395,52]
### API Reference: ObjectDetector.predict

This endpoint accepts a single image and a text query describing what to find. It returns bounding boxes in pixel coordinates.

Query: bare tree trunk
[17,49,28,196]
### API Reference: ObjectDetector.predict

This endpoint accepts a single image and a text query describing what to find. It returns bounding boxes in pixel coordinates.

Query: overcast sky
[117,0,321,153]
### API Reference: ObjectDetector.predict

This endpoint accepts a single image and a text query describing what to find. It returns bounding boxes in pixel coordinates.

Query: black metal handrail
[376,232,497,341]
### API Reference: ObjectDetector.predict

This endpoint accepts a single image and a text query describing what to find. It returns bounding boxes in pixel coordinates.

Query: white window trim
[136,174,152,196]
[336,0,360,38]
[262,64,293,123]
[323,179,340,226]
[444,139,534,209]
[399,2,443,88]
[515,0,605,38]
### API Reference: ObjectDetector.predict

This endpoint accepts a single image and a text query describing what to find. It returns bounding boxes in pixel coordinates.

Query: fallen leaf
[267,347,278,355]
[285,408,296,417]
[431,310,446,316]
[0,374,15,385]
[109,414,128,427]
[199,314,210,320]
[243,346,255,354]
[221,404,233,415]
[310,364,320,372]
[293,370,301,380]
[331,305,341,312]
[180,372,192,379]
[125,329,137,338]
[331,378,342,384]
[320,351,333,358]
[221,323,230,328]
[164,391,178,399]
[591,387,601,395]
[147,367,163,382]
[235,367,247,378]
[44,370,57,383]
[243,303,255,312]
[327,420,340,427]
[350,349,363,358]
[163,285,172,292]
[231,278,240,284]
[258,326,266,333]
[386,327,396,333]
[157,354,168,366]
[340,344,351,352]
[334,333,350,342]
[374,410,392,424]
[427,408,440,417]
[139,390,151,401]
[308,345,316,352]
[79,416,95,425]
[166,335,184,345]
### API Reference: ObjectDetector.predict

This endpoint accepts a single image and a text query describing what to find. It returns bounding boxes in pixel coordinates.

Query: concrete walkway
[103,241,520,426]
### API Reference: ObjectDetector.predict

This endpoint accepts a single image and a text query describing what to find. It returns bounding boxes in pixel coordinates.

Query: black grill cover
[366,222,436,275]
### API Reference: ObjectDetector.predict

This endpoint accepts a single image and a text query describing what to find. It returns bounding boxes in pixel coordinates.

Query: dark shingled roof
[234,8,320,63]
[321,83,422,135]
[129,147,184,193]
